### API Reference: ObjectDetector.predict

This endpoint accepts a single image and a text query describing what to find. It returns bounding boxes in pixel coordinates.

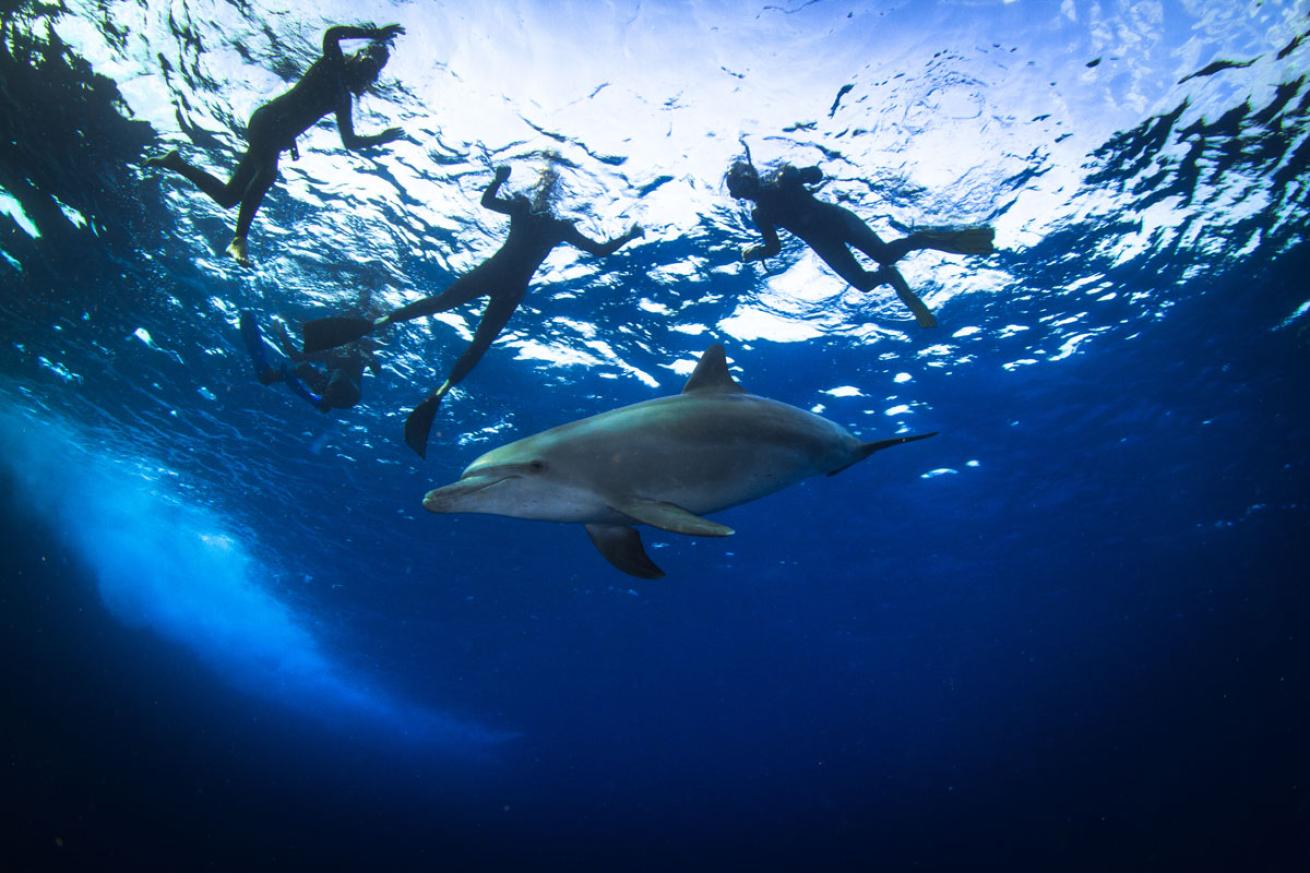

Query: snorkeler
[240,309,380,413]
[144,23,407,266]
[300,163,643,457]
[725,159,995,328]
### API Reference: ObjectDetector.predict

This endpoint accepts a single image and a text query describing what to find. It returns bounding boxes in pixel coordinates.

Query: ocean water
[2,0,1308,868]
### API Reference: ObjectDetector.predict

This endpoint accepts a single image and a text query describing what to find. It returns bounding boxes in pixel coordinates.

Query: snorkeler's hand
[493,165,512,182]
[626,224,645,241]
[376,24,405,42]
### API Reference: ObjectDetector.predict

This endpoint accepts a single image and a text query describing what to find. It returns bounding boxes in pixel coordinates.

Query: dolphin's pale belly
[493,393,862,523]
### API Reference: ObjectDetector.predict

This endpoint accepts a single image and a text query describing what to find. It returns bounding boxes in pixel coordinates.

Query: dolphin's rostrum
[423,345,935,577]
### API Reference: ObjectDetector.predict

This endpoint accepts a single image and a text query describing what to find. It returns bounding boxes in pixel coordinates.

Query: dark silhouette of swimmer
[145,23,406,265]
[240,303,381,413]
[300,163,643,457]
[726,160,995,328]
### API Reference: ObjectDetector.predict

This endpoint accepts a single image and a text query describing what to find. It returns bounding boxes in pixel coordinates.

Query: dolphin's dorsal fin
[682,344,746,394]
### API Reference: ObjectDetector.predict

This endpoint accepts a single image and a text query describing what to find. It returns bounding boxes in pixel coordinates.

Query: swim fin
[302,316,374,354]
[404,388,446,458]
[242,311,331,410]
[239,311,282,384]
[881,266,938,329]
[916,226,995,256]
[282,366,328,412]
[142,149,181,170]
[226,236,251,266]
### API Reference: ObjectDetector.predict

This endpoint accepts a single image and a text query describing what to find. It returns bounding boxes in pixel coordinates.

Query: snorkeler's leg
[810,238,886,291]
[238,311,338,408]
[147,149,252,209]
[384,273,488,326]
[227,156,278,265]
[840,207,994,262]
[304,274,490,353]
[809,241,937,328]
[447,291,521,387]
[320,370,363,411]
[403,289,522,458]
[837,208,899,263]
[880,265,938,329]
[301,315,377,354]
[281,364,329,411]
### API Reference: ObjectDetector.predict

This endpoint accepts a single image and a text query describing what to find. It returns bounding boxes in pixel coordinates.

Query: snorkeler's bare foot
[143,149,182,171]
[225,236,251,266]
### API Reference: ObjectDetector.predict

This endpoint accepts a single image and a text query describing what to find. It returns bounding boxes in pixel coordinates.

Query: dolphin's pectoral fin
[609,497,735,537]
[585,524,665,579]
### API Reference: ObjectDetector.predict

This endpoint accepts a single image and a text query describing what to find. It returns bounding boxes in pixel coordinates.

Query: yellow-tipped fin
[225,236,250,266]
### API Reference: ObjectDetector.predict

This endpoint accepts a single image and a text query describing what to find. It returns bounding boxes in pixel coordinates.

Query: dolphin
[422,345,935,578]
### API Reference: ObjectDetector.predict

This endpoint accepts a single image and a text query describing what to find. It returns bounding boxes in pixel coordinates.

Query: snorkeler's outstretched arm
[336,95,403,151]
[564,223,644,257]
[480,166,515,215]
[741,209,782,261]
[322,24,405,58]
[326,23,404,149]
[783,165,824,186]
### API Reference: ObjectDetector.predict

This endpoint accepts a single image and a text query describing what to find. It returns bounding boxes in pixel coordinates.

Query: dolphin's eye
[529,460,546,473]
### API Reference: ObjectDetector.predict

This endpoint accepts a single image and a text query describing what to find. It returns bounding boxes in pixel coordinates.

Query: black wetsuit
[285,344,373,411]
[744,165,909,291]
[390,171,639,394]
[159,25,400,245]
[737,162,1004,328]
[244,312,377,412]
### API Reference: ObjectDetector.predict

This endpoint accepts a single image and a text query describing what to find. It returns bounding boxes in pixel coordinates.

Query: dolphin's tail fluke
[827,431,938,477]
[302,316,374,353]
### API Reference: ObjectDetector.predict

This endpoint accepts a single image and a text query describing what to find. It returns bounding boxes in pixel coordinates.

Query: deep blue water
[3,1,1309,869]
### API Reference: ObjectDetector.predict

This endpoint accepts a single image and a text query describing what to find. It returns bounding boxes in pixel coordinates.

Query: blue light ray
[0,399,508,749]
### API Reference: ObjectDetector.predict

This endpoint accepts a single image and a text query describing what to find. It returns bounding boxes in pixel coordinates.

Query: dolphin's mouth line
[457,474,518,496]
[424,474,520,510]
